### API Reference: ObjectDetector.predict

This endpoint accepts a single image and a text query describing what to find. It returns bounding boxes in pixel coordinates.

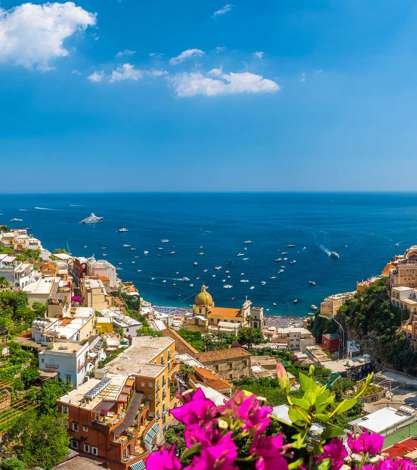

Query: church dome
[194,285,214,307]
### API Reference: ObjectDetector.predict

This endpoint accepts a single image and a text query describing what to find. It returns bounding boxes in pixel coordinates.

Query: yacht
[223,284,233,289]
[244,240,253,244]
[329,251,340,259]
[292,298,299,304]
[236,252,245,257]
[80,213,103,224]
[169,251,176,255]
[10,218,23,222]
[288,244,296,248]
[161,239,170,243]
[308,280,317,286]
[117,227,128,232]
[310,304,318,311]
[143,250,149,255]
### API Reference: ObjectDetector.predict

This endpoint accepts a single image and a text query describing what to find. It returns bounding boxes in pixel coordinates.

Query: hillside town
[3,227,417,468]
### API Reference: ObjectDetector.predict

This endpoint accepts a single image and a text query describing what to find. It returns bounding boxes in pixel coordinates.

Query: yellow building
[96,317,113,334]
[191,285,264,334]
[99,336,177,427]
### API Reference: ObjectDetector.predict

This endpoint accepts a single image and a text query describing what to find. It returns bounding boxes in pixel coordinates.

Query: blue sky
[1,0,417,192]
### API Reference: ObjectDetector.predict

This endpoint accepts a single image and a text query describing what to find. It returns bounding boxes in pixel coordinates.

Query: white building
[38,336,102,388]
[350,406,416,437]
[23,276,59,305]
[87,258,119,290]
[0,254,37,289]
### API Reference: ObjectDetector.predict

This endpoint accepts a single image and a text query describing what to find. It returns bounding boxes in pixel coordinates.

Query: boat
[236,252,245,257]
[242,257,249,261]
[10,218,23,222]
[289,260,296,264]
[214,266,222,270]
[288,244,296,248]
[122,244,131,248]
[260,281,266,285]
[169,251,176,255]
[117,227,128,232]
[240,279,249,283]
[161,239,170,243]
[310,304,318,311]
[223,284,233,289]
[193,261,198,266]
[144,250,149,255]
[198,252,205,256]
[292,298,299,304]
[80,213,103,224]
[329,251,340,259]
[249,286,255,290]
[308,280,317,286]
[244,240,253,244]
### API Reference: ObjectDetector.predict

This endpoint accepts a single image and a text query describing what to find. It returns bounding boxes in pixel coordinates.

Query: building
[190,285,265,334]
[39,336,101,387]
[389,247,417,288]
[196,347,251,381]
[319,292,355,318]
[271,326,315,351]
[98,336,177,429]
[58,374,159,470]
[32,307,96,345]
[0,254,37,289]
[87,258,119,290]
[23,276,59,305]
[322,333,340,354]
[81,277,109,310]
[350,406,416,437]
[0,229,41,251]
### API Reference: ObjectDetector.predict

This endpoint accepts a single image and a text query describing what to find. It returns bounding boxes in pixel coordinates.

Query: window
[91,447,98,456]
[62,405,69,414]
[84,443,90,453]
[82,425,88,432]
[70,439,78,450]
[66,374,72,385]
[71,421,79,432]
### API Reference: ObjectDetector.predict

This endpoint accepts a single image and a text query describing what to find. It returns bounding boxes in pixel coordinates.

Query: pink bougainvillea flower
[185,433,238,470]
[184,421,221,449]
[347,431,384,456]
[171,388,218,426]
[250,434,288,470]
[317,438,348,470]
[146,445,182,470]
[220,391,272,435]
[376,458,417,470]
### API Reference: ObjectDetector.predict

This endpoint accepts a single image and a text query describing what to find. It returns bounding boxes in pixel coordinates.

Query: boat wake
[34,206,56,211]
[319,244,331,256]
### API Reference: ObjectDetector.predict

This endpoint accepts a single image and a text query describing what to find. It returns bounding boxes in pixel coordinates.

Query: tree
[11,412,69,470]
[237,327,264,347]
[20,366,39,388]
[136,326,162,337]
[34,380,71,415]
[0,277,9,289]
[0,457,25,470]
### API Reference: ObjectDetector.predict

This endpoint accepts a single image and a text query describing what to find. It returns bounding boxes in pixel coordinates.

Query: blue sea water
[1,192,416,316]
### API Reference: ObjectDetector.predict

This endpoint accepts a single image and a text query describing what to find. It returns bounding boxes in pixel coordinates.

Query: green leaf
[290,397,311,410]
[330,398,357,417]
[317,459,331,470]
[299,372,316,392]
[289,458,305,469]
[288,406,311,426]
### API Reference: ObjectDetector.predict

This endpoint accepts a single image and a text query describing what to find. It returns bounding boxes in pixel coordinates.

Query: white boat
[289,260,296,264]
[223,284,233,289]
[117,227,128,232]
[144,250,149,255]
[311,304,318,311]
[329,251,340,259]
[308,280,317,286]
[214,266,222,270]
[244,240,253,244]
[10,218,23,222]
[249,286,255,290]
[169,251,176,255]
[288,244,296,248]
[80,213,103,224]
[193,261,198,266]
[122,244,131,248]
[260,281,266,285]
[292,298,299,304]
[236,252,245,257]
[161,239,170,243]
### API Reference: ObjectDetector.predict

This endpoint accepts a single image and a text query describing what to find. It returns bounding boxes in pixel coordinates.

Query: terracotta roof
[193,367,232,392]
[208,307,242,319]
[197,347,250,363]
[385,438,417,458]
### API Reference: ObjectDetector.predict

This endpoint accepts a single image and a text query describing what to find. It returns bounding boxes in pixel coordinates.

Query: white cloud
[88,70,104,82]
[110,63,142,82]
[88,64,167,84]
[0,2,96,70]
[169,48,205,66]
[213,4,233,17]
[170,69,280,97]
[253,51,264,60]
[116,49,136,58]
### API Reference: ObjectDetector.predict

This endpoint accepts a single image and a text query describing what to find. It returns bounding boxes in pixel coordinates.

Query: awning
[129,460,146,470]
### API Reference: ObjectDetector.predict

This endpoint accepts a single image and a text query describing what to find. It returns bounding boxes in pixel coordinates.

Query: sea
[1,192,416,316]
